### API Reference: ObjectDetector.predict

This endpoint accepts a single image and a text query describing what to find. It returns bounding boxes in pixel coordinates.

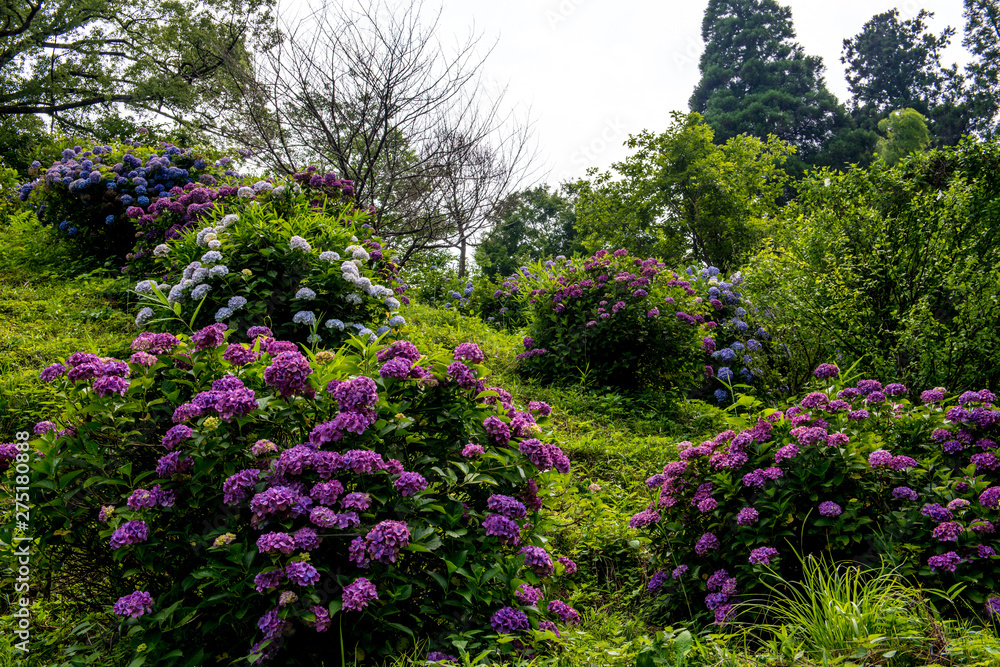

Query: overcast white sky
[282,0,972,185]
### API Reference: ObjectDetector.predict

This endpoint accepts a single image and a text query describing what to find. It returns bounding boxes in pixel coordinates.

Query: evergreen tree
[963,0,1000,135]
[842,9,968,146]
[689,0,842,165]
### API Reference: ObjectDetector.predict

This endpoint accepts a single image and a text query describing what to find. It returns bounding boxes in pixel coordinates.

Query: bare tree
[210,0,536,271]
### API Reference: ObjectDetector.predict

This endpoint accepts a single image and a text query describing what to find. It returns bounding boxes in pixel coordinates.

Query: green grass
[0,213,136,434]
[5,211,1000,666]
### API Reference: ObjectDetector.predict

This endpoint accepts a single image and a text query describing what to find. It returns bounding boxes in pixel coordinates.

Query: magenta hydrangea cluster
[28,324,577,663]
[631,364,1000,624]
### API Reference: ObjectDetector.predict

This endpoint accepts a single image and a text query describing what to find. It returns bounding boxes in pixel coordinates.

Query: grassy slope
[3,215,1000,666]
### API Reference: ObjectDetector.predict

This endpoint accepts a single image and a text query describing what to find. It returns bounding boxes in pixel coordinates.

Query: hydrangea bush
[19,141,237,267]
[462,272,532,331]
[508,250,712,390]
[132,202,408,346]
[631,364,1000,625]
[684,265,774,403]
[9,329,580,664]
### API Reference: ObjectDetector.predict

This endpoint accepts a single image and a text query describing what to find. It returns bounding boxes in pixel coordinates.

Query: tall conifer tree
[689,0,842,163]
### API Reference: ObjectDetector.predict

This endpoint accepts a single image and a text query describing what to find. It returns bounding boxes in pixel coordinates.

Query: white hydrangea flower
[135,307,154,327]
[228,296,247,311]
[237,186,254,199]
[201,250,223,265]
[289,236,311,252]
[182,262,201,280]
[384,296,400,310]
[351,323,364,330]
[195,228,216,246]
[319,251,340,262]
[218,214,239,229]
[134,280,154,294]
[356,276,372,290]
[209,265,229,278]
[341,261,359,276]
[306,333,322,344]
[253,181,273,193]
[153,244,170,257]
[295,287,316,300]
[215,307,233,321]
[191,284,211,300]
[345,293,363,305]
[179,279,194,290]
[325,319,345,330]
[363,283,380,297]
[191,268,209,283]
[208,239,222,250]
[292,311,316,325]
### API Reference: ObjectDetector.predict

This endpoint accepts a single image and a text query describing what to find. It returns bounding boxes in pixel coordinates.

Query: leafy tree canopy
[963,0,1000,136]
[474,183,583,279]
[575,112,793,270]
[0,0,278,133]
[877,108,932,166]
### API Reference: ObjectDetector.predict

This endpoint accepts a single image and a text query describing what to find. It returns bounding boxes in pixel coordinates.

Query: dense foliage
[132,200,406,346]
[7,328,579,665]
[743,137,1000,395]
[507,250,710,391]
[632,363,1000,627]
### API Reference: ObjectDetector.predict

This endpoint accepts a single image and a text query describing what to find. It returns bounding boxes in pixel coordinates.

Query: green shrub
[132,200,405,346]
[21,141,236,267]
[629,363,1000,628]
[742,137,1000,395]
[509,250,711,391]
[5,328,583,665]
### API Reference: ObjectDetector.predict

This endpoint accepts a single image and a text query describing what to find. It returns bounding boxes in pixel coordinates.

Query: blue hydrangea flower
[191,284,211,300]
[292,311,316,325]
[105,214,115,225]
[228,296,247,311]
[137,196,149,206]
[325,319,345,330]
[375,326,390,335]
[209,265,228,278]
[215,307,233,321]
[718,367,734,382]
[68,227,78,236]
[59,220,70,231]
[388,315,405,327]
[295,287,316,300]
[201,251,223,265]
[714,389,728,402]
[135,308,154,326]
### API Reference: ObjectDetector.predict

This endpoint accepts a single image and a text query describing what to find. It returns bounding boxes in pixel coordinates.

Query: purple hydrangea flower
[462,443,485,458]
[342,577,378,611]
[547,599,580,625]
[483,514,521,545]
[515,584,542,606]
[749,546,779,565]
[927,551,962,572]
[395,472,428,496]
[285,561,321,586]
[254,569,285,592]
[490,607,529,634]
[813,363,839,379]
[519,546,554,576]
[818,501,842,517]
[488,494,527,519]
[483,416,511,445]
[736,507,759,526]
[257,532,296,554]
[454,342,486,364]
[672,564,689,579]
[933,521,964,542]
[112,591,153,617]
[264,352,314,397]
[629,508,660,528]
[110,520,149,548]
[695,533,720,555]
[892,486,918,501]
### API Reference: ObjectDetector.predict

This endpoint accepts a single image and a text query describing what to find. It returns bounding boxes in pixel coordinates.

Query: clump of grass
[748,553,945,666]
